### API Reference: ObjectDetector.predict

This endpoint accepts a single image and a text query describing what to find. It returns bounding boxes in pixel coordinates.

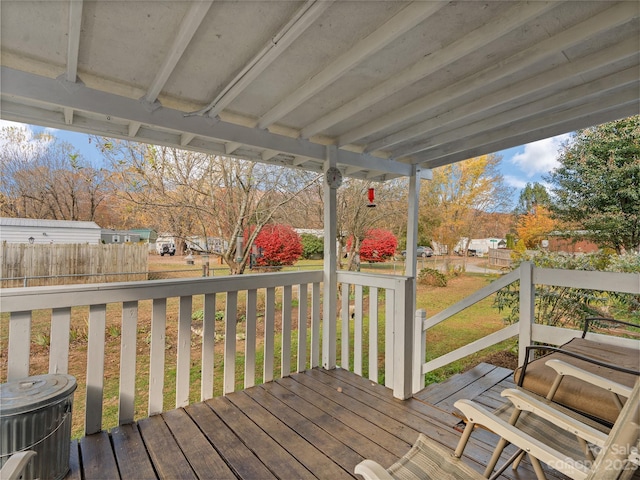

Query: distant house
[130,228,158,244]
[547,231,599,254]
[0,217,101,244]
[100,229,141,244]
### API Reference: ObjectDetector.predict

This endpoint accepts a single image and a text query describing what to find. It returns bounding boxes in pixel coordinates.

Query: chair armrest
[354,459,394,480]
[518,345,640,382]
[501,388,608,447]
[0,451,36,480]
[454,399,590,479]
[582,316,639,338]
[545,359,633,398]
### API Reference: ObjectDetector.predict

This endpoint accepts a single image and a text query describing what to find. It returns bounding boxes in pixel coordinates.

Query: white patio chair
[355,378,639,480]
[0,451,36,480]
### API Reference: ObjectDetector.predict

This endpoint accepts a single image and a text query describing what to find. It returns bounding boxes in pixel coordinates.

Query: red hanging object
[367,187,376,207]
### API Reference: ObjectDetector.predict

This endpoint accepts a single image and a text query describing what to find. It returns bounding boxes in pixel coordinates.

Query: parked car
[401,246,434,258]
[156,242,176,256]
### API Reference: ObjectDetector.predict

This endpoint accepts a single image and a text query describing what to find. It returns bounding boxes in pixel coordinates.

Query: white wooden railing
[1,271,324,435]
[2,263,637,435]
[1,269,415,435]
[413,262,640,393]
[336,271,414,399]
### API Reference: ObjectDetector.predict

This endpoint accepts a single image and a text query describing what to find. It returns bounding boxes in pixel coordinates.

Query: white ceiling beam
[65,0,84,82]
[144,1,214,104]
[344,166,362,176]
[128,122,141,138]
[1,66,413,177]
[364,37,639,153]
[300,1,558,140]
[408,85,639,164]
[261,149,279,161]
[225,142,242,154]
[394,70,638,158]
[257,1,445,130]
[180,133,195,146]
[197,0,332,119]
[64,107,74,125]
[354,9,639,151]
[417,102,640,170]
[292,156,308,167]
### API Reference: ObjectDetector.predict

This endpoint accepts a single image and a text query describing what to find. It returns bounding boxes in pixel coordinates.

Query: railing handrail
[0,270,324,311]
[416,263,640,391]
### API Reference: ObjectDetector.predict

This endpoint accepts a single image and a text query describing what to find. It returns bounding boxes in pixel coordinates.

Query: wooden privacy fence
[488,248,512,268]
[0,242,148,287]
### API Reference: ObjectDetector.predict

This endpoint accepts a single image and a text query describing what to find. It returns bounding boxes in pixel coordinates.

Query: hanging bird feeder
[367,187,376,208]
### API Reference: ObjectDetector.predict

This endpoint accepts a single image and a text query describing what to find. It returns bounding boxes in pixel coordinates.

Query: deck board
[64,364,570,479]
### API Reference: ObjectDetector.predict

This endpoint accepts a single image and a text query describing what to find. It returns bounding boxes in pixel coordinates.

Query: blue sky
[1,119,571,209]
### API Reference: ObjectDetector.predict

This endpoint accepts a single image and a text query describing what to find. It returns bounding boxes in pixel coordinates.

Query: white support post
[413,309,426,393]
[393,277,414,399]
[405,165,421,280]
[322,145,338,370]
[518,262,535,366]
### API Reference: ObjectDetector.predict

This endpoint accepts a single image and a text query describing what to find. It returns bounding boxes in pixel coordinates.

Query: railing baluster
[49,307,71,375]
[368,287,378,382]
[385,290,394,388]
[354,284,363,376]
[8,311,31,381]
[119,301,138,424]
[341,284,350,370]
[297,283,308,373]
[311,282,320,368]
[148,298,166,416]
[281,285,292,377]
[264,287,275,382]
[245,289,257,389]
[176,296,193,407]
[86,304,106,435]
[201,293,216,400]
[223,291,238,394]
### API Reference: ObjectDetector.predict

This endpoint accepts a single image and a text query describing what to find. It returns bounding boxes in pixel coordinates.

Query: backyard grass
[1,255,515,439]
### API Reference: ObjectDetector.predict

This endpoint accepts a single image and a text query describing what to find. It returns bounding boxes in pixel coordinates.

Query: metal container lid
[1,374,77,416]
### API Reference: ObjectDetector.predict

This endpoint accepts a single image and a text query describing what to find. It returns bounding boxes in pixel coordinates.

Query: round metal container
[1,374,77,480]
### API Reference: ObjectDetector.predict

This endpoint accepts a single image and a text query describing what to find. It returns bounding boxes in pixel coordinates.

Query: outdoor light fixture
[367,187,376,208]
[28,236,35,244]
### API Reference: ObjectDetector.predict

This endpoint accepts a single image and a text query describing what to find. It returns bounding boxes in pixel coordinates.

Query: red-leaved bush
[348,229,398,262]
[254,224,303,266]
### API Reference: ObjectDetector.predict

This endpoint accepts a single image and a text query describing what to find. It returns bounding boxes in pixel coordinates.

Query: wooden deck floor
[64,364,568,479]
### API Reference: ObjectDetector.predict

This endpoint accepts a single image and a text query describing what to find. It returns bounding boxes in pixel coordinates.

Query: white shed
[0,218,102,244]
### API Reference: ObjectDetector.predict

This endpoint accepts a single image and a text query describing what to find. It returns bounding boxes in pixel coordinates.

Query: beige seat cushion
[514,337,639,424]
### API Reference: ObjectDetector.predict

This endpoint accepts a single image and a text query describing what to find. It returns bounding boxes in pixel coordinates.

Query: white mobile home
[0,218,101,244]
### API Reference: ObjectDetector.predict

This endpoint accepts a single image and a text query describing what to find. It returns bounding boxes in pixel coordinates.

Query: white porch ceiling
[1,1,638,180]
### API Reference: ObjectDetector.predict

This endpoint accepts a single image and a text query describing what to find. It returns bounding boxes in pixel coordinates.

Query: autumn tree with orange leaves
[515,205,556,249]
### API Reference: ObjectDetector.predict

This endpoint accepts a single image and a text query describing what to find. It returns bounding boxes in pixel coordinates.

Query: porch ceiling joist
[301,0,558,141]
[144,0,214,105]
[0,66,413,179]
[396,70,640,159]
[414,96,640,169]
[197,0,332,120]
[0,1,637,181]
[363,37,639,154]
[256,1,445,130]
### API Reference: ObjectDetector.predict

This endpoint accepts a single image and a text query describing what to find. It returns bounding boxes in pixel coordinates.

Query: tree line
[1,115,638,274]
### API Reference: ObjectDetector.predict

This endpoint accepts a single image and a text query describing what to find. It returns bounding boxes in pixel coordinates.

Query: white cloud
[510,133,572,177]
[504,174,528,189]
